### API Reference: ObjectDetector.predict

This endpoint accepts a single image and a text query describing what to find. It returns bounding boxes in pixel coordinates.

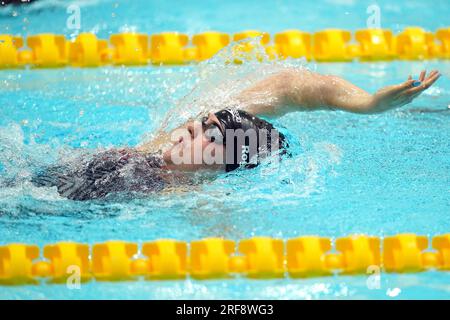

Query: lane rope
[1,233,449,285]
[0,27,449,68]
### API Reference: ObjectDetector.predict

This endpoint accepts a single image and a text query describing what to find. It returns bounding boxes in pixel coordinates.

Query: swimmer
[33,69,441,200]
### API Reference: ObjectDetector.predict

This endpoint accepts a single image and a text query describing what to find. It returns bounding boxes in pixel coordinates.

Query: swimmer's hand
[368,70,441,113]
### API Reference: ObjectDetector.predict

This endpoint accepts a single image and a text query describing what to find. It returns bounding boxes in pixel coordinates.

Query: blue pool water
[1,0,449,299]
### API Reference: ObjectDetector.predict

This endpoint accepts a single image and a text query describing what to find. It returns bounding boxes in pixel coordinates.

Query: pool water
[1,0,449,299]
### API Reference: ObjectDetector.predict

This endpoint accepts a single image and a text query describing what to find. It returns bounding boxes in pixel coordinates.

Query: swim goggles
[201,116,225,145]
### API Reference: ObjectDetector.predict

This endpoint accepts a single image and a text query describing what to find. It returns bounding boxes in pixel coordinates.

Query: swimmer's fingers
[403,70,441,96]
[396,70,436,95]
[398,71,440,105]
[419,70,426,82]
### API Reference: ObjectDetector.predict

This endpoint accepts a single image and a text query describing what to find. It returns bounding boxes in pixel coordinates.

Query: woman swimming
[33,68,441,200]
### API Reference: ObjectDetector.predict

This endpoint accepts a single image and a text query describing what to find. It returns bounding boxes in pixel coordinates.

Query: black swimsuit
[32,149,166,201]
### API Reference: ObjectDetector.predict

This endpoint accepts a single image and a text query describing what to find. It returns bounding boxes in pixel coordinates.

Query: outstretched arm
[137,69,440,153]
[236,69,441,116]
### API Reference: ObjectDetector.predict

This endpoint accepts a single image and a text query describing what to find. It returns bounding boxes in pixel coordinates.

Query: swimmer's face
[163,112,226,171]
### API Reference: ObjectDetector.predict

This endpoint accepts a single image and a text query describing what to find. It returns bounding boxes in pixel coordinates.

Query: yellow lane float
[0,27,449,69]
[232,30,271,63]
[313,29,354,62]
[192,31,230,61]
[432,234,450,269]
[435,28,450,59]
[150,32,189,65]
[42,242,91,283]
[142,239,187,279]
[396,27,435,60]
[27,33,68,67]
[286,236,331,278]
[0,35,23,68]
[190,238,235,279]
[110,33,149,65]
[69,33,110,67]
[1,233,450,285]
[354,29,397,61]
[383,234,428,272]
[92,241,138,281]
[237,237,284,278]
[0,244,39,285]
[335,235,381,274]
[274,30,312,60]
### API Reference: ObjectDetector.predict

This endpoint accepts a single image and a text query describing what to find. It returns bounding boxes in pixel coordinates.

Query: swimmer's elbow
[273,69,301,96]
[273,69,318,106]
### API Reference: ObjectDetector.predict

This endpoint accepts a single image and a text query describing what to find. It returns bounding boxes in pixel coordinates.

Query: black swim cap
[214,109,288,172]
